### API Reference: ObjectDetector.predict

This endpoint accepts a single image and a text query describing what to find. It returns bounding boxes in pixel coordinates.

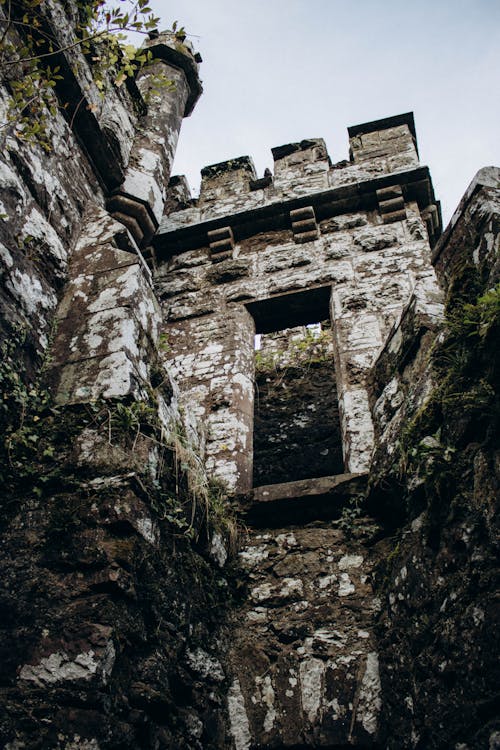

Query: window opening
[253,319,344,486]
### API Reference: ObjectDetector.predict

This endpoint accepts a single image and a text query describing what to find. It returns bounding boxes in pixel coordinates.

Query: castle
[0,5,498,748]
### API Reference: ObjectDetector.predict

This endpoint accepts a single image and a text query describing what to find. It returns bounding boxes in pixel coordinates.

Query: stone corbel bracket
[421,204,440,240]
[376,184,407,224]
[208,226,235,261]
[107,193,158,251]
[290,205,319,243]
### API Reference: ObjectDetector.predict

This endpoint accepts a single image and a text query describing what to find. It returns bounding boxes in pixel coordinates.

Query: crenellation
[157,113,442,249]
[272,138,331,193]
[348,113,419,168]
[158,147,439,491]
[199,156,257,207]
[0,7,497,746]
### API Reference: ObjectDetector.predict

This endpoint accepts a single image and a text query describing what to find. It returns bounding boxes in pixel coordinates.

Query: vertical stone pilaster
[51,206,160,404]
[164,304,255,493]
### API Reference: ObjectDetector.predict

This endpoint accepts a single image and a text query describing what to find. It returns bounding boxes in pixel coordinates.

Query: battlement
[170,114,419,211]
[347,111,418,165]
[157,112,440,255]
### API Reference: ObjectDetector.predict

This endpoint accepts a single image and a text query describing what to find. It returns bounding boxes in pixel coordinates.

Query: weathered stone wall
[155,115,442,492]
[0,0,140,368]
[0,7,239,749]
[367,168,500,749]
[227,518,385,749]
[0,428,234,749]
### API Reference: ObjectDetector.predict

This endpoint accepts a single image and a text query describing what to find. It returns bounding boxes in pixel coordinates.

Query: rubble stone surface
[0,6,498,748]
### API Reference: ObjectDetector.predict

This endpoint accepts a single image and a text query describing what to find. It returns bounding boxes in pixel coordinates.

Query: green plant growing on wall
[447,282,500,342]
[339,495,362,537]
[0,0,178,149]
[0,326,235,550]
[255,326,333,376]
[255,325,335,413]
[393,281,499,514]
[90,386,237,545]
[0,325,62,493]
[158,417,236,543]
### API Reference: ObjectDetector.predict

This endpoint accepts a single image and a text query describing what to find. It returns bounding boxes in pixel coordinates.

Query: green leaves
[1,0,168,146]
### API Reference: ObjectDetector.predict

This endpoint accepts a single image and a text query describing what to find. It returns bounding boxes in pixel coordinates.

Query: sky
[146,0,499,224]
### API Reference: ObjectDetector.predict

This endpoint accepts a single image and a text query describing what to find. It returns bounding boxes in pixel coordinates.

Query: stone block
[353,227,398,253]
[55,349,149,404]
[52,305,154,368]
[227,522,383,747]
[294,229,320,243]
[432,167,500,290]
[338,388,375,474]
[208,225,235,257]
[348,114,418,167]
[291,205,319,243]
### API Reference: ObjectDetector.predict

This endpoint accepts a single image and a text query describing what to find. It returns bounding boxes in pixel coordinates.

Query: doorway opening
[247,288,344,487]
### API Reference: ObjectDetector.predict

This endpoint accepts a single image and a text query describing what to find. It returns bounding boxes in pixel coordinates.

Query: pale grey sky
[150,0,499,223]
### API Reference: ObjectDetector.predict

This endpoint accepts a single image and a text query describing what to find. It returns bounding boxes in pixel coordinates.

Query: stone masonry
[154,112,443,493]
[151,113,446,748]
[0,4,498,747]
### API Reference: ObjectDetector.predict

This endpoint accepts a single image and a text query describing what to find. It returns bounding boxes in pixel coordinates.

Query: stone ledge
[239,473,368,526]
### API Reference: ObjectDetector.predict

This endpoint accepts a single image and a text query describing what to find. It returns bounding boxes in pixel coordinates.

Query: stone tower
[150,114,445,747]
[0,2,498,745]
[154,112,442,494]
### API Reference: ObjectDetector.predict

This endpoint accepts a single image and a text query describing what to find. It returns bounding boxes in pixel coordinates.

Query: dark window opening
[248,288,344,487]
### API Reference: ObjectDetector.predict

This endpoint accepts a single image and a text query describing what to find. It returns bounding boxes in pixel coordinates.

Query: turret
[107,31,202,247]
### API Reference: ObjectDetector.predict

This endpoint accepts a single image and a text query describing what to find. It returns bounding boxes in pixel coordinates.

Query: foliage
[339,494,362,537]
[255,325,333,375]
[446,282,500,342]
[0,324,60,492]
[0,324,235,549]
[0,0,177,149]
[154,415,236,543]
[395,281,499,505]
[95,394,236,542]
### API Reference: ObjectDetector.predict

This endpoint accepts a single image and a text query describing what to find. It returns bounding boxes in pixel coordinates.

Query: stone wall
[0,7,498,746]
[228,518,384,748]
[367,168,500,749]
[0,0,141,368]
[155,113,442,492]
[0,7,239,748]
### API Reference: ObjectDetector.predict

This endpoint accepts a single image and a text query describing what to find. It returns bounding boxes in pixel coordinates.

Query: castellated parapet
[1,5,498,747]
[153,112,443,493]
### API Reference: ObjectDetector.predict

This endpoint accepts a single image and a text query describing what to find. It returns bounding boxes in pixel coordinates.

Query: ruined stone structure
[0,3,498,748]
[155,112,442,493]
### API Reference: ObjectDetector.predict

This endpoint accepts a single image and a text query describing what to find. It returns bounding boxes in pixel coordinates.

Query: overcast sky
[148,0,499,224]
